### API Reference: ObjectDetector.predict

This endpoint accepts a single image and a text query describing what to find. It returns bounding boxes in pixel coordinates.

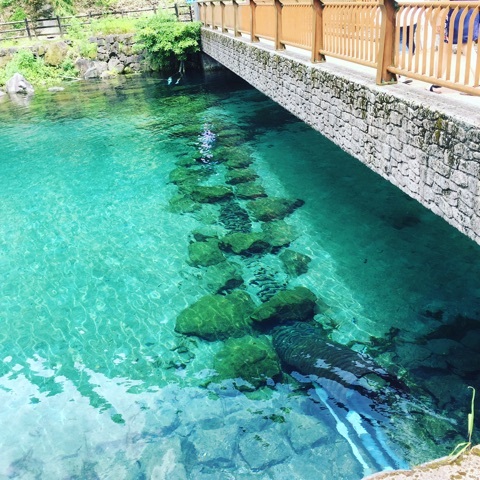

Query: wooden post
[376,0,397,84]
[311,0,325,62]
[233,0,239,36]
[221,1,226,32]
[57,16,63,37]
[24,18,32,40]
[175,3,179,20]
[274,0,285,50]
[250,0,259,42]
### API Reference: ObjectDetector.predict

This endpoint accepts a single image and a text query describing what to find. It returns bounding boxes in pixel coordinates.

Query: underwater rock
[169,124,204,138]
[261,220,298,249]
[190,185,233,204]
[247,197,305,222]
[215,128,246,147]
[213,335,282,390]
[287,410,330,453]
[279,249,312,277]
[169,166,210,190]
[225,168,258,185]
[143,437,187,480]
[189,423,238,467]
[220,232,271,256]
[168,194,201,214]
[216,147,254,169]
[200,260,244,294]
[188,238,225,267]
[175,290,255,341]
[191,226,226,242]
[234,182,267,199]
[251,286,317,325]
[239,429,292,470]
[272,322,406,398]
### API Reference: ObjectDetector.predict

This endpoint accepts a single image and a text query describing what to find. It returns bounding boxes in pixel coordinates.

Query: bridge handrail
[197,0,480,95]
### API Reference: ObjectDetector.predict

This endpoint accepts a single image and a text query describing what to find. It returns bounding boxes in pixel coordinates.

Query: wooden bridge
[198,0,480,96]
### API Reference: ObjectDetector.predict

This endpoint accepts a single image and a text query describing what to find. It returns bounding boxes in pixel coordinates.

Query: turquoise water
[1,72,479,479]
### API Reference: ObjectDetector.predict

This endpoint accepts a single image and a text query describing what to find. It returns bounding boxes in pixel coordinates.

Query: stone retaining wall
[201,29,480,245]
[0,34,145,79]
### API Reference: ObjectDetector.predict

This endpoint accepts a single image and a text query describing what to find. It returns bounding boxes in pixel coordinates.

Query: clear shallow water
[1,72,480,479]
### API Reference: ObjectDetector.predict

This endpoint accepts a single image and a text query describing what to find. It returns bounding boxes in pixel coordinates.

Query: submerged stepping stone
[175,290,255,341]
[251,286,317,325]
[200,260,244,294]
[168,194,201,214]
[225,168,258,185]
[188,238,225,267]
[216,147,254,169]
[261,220,298,248]
[169,166,211,189]
[216,129,246,147]
[247,197,305,222]
[234,182,267,200]
[279,249,312,277]
[213,335,282,390]
[220,232,271,256]
[190,185,234,203]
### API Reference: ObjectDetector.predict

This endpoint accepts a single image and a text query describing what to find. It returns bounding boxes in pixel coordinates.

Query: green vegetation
[450,386,476,459]
[135,13,201,71]
[0,7,202,88]
[0,49,60,86]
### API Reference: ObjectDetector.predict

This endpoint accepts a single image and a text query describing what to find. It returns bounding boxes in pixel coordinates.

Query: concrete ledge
[363,446,480,479]
[201,29,480,245]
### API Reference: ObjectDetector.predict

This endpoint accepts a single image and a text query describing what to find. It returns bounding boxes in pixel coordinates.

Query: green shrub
[9,7,26,20]
[60,57,76,75]
[76,39,97,59]
[135,13,201,71]
[0,49,58,86]
[90,16,141,35]
[64,16,88,40]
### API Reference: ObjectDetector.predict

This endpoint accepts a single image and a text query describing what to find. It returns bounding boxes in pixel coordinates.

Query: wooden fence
[0,4,193,42]
[198,0,480,96]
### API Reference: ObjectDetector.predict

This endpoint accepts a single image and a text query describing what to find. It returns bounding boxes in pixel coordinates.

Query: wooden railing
[0,4,193,43]
[197,0,480,95]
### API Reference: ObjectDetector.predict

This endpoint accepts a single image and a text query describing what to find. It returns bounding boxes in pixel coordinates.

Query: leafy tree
[135,13,201,72]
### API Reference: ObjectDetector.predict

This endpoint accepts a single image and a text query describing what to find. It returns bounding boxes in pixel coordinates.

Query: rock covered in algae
[169,166,211,190]
[168,194,201,214]
[199,260,244,294]
[234,182,267,199]
[213,335,281,390]
[188,238,225,267]
[220,232,271,256]
[247,197,305,222]
[279,249,312,277]
[175,290,255,341]
[190,185,233,204]
[216,147,254,169]
[225,168,258,185]
[251,286,317,324]
[261,220,298,248]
